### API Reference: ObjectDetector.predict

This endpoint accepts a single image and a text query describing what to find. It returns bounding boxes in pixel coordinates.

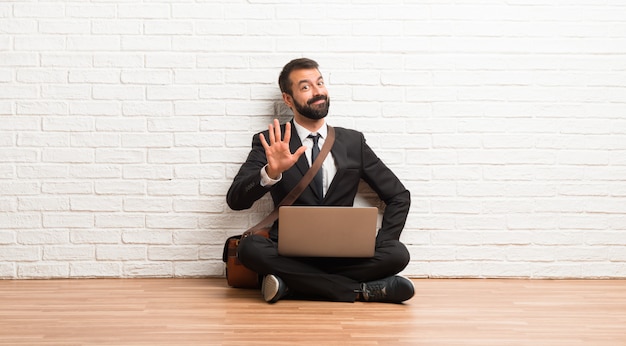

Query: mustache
[307,95,328,105]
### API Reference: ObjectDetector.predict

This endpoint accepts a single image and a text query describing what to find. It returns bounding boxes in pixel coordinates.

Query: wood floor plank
[0,278,625,345]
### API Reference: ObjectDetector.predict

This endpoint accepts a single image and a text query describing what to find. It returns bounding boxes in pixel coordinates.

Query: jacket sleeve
[359,133,411,242]
[226,132,270,211]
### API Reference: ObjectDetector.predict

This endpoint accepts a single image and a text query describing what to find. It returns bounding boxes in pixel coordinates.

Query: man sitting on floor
[227,58,414,304]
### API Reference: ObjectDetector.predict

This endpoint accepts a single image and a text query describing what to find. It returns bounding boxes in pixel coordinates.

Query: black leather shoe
[261,274,290,303]
[360,275,414,303]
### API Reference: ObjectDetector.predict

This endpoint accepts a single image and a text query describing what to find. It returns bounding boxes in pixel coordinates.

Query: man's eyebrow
[297,76,324,85]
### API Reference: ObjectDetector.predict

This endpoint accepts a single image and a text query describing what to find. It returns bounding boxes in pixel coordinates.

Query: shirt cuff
[260,164,282,187]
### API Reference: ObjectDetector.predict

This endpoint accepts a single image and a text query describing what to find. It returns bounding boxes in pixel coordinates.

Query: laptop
[277,206,378,258]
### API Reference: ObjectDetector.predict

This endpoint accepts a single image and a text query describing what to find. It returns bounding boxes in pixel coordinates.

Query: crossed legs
[237,234,411,302]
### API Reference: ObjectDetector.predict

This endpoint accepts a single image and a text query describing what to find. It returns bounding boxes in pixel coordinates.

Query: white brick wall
[1,1,626,279]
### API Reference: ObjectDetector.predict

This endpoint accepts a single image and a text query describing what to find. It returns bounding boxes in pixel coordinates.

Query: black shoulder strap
[246,125,335,233]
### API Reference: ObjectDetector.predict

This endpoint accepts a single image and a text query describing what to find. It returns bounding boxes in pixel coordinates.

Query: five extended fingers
[261,119,307,176]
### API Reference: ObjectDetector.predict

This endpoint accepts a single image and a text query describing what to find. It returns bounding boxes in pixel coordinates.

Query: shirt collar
[292,119,327,142]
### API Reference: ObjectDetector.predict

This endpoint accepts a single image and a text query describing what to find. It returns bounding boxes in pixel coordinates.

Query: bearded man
[226,58,414,304]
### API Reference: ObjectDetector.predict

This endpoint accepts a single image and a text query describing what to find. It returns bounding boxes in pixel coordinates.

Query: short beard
[292,95,330,120]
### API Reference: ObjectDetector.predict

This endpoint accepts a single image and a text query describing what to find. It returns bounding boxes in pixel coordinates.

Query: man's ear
[282,92,293,109]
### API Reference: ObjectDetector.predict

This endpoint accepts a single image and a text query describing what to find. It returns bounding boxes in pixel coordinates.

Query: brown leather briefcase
[222,230,268,289]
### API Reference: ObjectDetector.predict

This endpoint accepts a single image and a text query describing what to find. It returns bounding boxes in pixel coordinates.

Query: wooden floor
[0,278,625,346]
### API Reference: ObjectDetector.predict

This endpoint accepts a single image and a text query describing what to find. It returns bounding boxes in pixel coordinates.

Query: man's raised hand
[260,119,306,179]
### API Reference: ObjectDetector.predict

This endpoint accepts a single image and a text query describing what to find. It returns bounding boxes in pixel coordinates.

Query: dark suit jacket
[226,120,410,243]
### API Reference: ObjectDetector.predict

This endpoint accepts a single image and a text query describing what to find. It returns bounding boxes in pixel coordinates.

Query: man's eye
[302,85,310,90]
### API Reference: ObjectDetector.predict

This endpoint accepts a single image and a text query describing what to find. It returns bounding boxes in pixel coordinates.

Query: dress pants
[237,234,411,302]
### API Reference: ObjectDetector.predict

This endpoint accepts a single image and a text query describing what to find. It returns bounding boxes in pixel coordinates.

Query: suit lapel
[325,133,346,199]
[288,120,310,177]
